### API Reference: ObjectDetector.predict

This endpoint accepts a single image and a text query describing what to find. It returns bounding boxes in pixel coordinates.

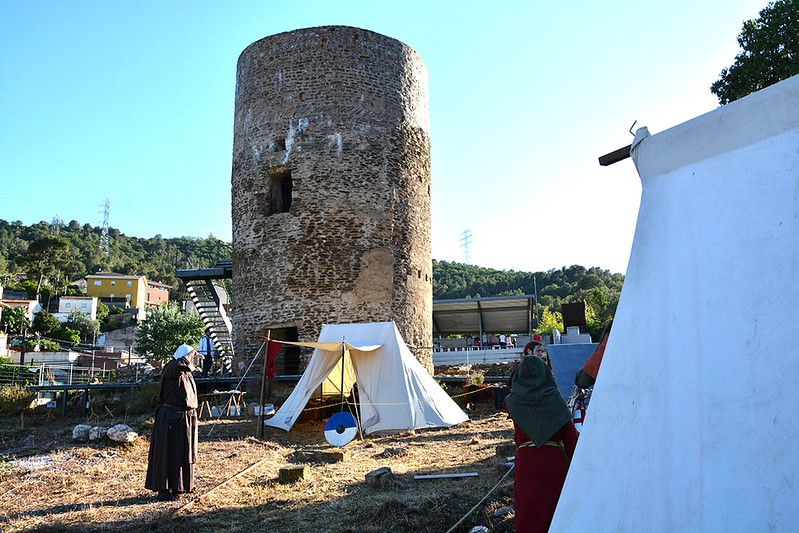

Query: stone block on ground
[293,448,350,464]
[72,424,91,441]
[279,466,310,484]
[89,426,110,441]
[365,466,395,486]
[106,424,138,443]
[377,447,407,458]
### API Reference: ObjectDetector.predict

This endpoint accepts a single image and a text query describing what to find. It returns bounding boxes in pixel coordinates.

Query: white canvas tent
[265,321,468,434]
[552,75,799,531]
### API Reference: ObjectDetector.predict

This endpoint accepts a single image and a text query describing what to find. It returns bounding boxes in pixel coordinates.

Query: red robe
[145,356,199,493]
[513,420,578,533]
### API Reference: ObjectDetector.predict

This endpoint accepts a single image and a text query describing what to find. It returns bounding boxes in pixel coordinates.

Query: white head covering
[173,344,197,360]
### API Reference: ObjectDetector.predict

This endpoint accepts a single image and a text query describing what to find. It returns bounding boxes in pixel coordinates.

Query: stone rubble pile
[72,423,138,443]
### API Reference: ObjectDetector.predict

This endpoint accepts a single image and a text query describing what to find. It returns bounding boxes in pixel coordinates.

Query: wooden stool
[220,391,249,420]
[198,393,221,419]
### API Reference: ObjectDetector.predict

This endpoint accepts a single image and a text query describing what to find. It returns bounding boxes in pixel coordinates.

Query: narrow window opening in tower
[267,167,292,216]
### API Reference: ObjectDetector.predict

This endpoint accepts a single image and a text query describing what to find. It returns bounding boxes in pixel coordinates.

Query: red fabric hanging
[265,341,282,380]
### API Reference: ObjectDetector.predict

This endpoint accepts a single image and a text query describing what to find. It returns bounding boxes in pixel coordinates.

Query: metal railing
[432,346,523,365]
[0,362,138,388]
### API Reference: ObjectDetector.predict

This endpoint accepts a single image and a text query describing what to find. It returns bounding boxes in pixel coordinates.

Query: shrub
[0,385,37,428]
[51,327,80,344]
[35,339,62,351]
[127,383,160,415]
[468,373,485,385]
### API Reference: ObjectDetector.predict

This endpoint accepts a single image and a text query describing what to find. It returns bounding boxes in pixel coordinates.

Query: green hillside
[0,219,622,337]
[0,219,229,303]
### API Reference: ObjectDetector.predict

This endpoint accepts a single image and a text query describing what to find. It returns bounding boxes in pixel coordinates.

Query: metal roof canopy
[175,260,232,281]
[433,294,535,336]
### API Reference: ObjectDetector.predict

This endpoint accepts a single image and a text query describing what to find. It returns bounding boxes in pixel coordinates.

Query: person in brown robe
[145,344,201,500]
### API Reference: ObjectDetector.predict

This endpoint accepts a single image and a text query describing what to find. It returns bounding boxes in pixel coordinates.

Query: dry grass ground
[0,399,516,532]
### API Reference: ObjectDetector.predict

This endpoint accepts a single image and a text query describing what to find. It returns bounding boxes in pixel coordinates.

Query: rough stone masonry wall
[231,26,433,372]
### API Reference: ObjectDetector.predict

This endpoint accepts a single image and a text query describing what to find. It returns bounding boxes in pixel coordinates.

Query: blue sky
[0,0,765,274]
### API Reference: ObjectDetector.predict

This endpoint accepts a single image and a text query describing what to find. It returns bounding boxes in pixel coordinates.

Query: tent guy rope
[207,337,266,436]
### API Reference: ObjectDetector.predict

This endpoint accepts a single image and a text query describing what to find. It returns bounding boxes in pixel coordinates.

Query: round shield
[324,411,358,447]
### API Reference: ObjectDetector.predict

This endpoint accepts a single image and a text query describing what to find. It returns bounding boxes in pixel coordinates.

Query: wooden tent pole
[257,332,270,438]
[339,339,345,412]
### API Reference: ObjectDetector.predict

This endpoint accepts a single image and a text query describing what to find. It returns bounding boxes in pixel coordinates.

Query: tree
[64,312,100,343]
[584,289,616,340]
[134,303,205,363]
[96,301,110,322]
[711,0,799,104]
[538,307,564,335]
[1,306,28,334]
[21,235,70,299]
[32,310,60,336]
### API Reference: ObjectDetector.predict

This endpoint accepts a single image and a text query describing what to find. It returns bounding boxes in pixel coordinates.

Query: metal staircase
[176,260,234,371]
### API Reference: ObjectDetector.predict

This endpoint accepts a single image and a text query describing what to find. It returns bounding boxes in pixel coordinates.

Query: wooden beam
[599,144,632,166]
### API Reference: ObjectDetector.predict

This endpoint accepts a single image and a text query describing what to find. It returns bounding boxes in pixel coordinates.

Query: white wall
[6,350,79,364]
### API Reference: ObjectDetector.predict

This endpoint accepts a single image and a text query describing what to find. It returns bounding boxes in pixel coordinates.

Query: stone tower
[231,26,433,372]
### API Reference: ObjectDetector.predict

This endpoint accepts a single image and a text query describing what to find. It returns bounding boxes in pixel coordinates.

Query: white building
[55,296,98,321]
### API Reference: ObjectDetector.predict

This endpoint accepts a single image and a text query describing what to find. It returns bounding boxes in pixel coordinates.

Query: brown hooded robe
[145,355,199,493]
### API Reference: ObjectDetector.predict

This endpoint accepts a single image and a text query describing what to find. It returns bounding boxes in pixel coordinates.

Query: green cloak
[505,354,571,447]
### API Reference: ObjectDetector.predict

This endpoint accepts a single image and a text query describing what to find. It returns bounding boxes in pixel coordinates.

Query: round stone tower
[231,26,433,372]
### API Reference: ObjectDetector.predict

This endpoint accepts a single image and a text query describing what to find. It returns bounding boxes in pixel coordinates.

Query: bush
[0,384,36,428]
[23,339,61,351]
[468,373,485,385]
[51,327,80,344]
[96,301,109,322]
[0,359,38,387]
[127,383,159,415]
[39,339,62,351]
